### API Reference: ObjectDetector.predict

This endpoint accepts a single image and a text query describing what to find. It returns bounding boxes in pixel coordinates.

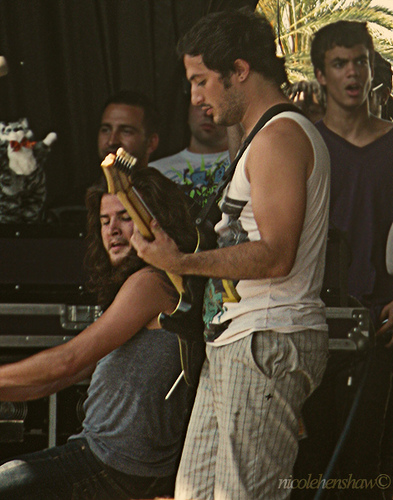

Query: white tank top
[203,111,330,346]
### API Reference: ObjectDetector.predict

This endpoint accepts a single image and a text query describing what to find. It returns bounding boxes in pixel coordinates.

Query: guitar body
[101,148,211,387]
[159,274,208,387]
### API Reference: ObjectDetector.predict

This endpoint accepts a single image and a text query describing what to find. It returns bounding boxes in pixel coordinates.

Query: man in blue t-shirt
[151,103,230,206]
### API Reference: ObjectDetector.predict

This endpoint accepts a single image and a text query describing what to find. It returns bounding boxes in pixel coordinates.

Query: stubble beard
[215,76,245,127]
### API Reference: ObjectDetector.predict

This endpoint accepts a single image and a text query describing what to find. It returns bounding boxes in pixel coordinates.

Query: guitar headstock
[101,148,154,240]
[101,147,138,194]
[114,147,138,174]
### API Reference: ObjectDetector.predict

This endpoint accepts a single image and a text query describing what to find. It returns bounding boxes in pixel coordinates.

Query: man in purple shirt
[293,21,393,500]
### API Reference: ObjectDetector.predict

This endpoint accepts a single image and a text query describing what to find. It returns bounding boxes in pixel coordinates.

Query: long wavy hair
[84,167,199,308]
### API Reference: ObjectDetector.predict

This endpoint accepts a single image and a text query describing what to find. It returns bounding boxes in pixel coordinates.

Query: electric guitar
[101,148,208,388]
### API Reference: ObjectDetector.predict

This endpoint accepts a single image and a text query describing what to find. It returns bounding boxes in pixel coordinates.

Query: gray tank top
[71,327,192,477]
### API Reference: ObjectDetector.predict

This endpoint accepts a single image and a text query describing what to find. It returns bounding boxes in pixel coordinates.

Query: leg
[292,352,352,500]
[175,358,219,500]
[176,331,327,500]
[0,438,175,500]
[210,330,328,500]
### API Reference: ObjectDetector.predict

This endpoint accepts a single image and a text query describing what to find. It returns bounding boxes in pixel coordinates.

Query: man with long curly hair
[0,168,196,500]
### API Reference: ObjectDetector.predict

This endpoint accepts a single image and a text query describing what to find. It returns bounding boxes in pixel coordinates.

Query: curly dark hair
[84,168,200,307]
[177,7,288,89]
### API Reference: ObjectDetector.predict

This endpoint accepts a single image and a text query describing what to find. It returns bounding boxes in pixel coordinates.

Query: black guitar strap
[195,103,304,229]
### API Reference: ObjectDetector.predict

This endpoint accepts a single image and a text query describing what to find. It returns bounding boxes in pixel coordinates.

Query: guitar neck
[101,149,185,294]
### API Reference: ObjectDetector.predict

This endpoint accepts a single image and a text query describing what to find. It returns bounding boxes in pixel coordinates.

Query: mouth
[202,106,214,117]
[345,83,361,97]
[110,240,127,250]
[201,122,214,131]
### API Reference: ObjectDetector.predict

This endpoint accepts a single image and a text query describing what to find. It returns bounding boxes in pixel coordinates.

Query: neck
[240,77,289,136]
[188,136,228,155]
[323,98,369,135]
[323,97,392,146]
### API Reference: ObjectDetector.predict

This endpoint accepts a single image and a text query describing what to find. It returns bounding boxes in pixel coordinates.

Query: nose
[191,86,204,107]
[108,218,121,235]
[108,129,120,147]
[347,61,359,77]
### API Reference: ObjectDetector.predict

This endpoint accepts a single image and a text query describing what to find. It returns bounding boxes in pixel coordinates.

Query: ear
[147,133,159,155]
[233,59,250,83]
[315,68,326,87]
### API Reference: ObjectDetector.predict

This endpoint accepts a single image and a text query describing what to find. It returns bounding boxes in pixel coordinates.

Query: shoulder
[244,115,316,181]
[249,115,314,162]
[110,266,177,319]
[260,113,313,143]
[150,150,186,168]
[121,266,171,294]
[370,115,393,138]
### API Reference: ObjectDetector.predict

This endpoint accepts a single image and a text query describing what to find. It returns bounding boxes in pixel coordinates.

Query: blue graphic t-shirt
[150,148,230,207]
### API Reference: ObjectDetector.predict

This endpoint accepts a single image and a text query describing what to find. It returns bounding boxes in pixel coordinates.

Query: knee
[0,459,26,472]
[0,459,30,492]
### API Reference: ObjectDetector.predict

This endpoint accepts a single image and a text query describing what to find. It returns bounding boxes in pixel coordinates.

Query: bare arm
[376,300,393,348]
[0,364,95,402]
[132,119,312,280]
[0,268,176,401]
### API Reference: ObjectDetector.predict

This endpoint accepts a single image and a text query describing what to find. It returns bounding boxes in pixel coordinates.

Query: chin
[110,251,129,267]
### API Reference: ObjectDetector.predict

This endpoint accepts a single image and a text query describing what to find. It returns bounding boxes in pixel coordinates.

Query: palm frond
[257,0,393,82]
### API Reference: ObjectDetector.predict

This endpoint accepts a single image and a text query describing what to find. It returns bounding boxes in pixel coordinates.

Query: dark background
[0,0,257,209]
[0,1,260,455]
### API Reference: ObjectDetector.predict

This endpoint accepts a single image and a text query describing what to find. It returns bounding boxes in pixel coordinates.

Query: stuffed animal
[0,118,57,223]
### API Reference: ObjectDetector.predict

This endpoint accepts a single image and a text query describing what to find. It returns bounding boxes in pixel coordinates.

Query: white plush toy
[0,118,57,176]
[0,118,57,223]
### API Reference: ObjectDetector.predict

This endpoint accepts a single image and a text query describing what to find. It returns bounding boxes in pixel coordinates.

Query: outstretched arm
[0,364,95,402]
[0,268,176,401]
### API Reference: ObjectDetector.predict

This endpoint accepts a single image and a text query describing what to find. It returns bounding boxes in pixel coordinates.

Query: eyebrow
[100,209,128,219]
[187,71,206,83]
[331,55,368,65]
[99,123,138,131]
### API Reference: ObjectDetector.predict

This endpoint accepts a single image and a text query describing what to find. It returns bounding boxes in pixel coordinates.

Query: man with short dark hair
[311,20,393,348]
[97,90,159,166]
[293,21,393,500]
[132,8,330,500]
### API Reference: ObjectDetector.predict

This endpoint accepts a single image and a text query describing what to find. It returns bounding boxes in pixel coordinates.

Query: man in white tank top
[132,9,330,500]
